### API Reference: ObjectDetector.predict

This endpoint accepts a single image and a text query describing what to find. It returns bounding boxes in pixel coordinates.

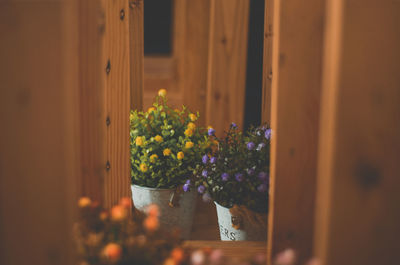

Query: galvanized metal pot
[214,202,267,241]
[131,185,196,239]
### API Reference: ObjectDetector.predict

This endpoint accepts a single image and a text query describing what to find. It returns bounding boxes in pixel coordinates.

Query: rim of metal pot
[131,184,177,192]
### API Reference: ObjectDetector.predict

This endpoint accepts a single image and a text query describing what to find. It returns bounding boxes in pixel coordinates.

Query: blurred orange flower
[144,216,159,232]
[119,197,132,209]
[78,197,91,208]
[111,205,128,221]
[103,243,122,263]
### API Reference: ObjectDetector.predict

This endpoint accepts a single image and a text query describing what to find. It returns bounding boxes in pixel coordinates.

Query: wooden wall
[102,0,132,208]
[79,0,142,208]
[0,1,79,264]
[314,1,400,265]
[142,0,250,132]
[266,0,325,263]
[206,0,250,132]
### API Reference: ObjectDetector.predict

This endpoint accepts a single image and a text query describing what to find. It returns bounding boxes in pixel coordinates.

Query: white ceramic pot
[215,202,267,241]
[131,185,196,239]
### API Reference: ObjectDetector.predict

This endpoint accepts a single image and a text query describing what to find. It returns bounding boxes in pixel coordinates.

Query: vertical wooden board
[129,0,144,110]
[180,0,211,127]
[78,0,107,202]
[261,0,273,124]
[267,0,325,263]
[0,1,78,265]
[314,1,400,265]
[102,0,132,208]
[206,0,249,132]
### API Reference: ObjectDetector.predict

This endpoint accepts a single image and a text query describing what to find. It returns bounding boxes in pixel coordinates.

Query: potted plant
[129,89,210,239]
[189,123,271,241]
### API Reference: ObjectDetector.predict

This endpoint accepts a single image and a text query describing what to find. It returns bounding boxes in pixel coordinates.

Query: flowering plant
[74,197,183,265]
[190,124,271,213]
[130,89,211,189]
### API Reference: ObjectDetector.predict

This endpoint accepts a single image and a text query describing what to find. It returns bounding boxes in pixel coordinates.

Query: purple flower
[258,171,269,181]
[208,128,216,136]
[247,142,255,150]
[247,168,255,176]
[265,129,272,140]
[210,156,217,164]
[221,173,229,181]
[197,185,206,194]
[202,192,212,203]
[231,122,237,128]
[202,170,208,178]
[235,173,244,182]
[202,155,209,164]
[185,179,191,185]
[183,183,190,192]
[256,143,266,151]
[257,183,268,193]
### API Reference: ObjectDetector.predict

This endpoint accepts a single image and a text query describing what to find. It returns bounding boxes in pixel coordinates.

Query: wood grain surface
[267,0,325,263]
[78,0,107,202]
[0,1,79,264]
[129,0,144,110]
[206,0,250,133]
[261,0,274,124]
[314,1,400,265]
[184,241,267,261]
[102,0,132,208]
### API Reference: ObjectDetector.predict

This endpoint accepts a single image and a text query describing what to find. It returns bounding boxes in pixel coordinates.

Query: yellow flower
[135,136,144,146]
[163,148,171,156]
[158,88,167,97]
[184,128,193,137]
[185,141,194,149]
[177,152,184,160]
[148,107,156,113]
[154,135,163,143]
[140,163,148,172]
[187,122,196,130]
[150,154,158,163]
[130,113,134,121]
[174,108,180,112]
[189,113,197,121]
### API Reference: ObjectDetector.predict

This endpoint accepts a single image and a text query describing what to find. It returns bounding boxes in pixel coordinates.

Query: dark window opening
[144,0,173,55]
[244,0,265,130]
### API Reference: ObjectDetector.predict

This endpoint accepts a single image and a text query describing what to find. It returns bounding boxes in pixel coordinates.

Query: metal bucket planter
[131,185,196,239]
[215,202,267,241]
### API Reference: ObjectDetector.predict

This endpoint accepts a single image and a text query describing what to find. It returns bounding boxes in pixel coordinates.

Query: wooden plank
[184,241,267,260]
[267,0,325,263]
[206,0,250,132]
[177,0,211,127]
[77,0,106,202]
[261,0,274,124]
[102,0,132,208]
[314,1,400,265]
[129,0,144,110]
[0,1,79,264]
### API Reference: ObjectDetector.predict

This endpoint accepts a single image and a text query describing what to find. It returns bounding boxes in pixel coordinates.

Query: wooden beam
[267,0,325,263]
[0,1,79,264]
[102,0,132,208]
[314,1,400,265]
[78,0,106,202]
[261,0,274,124]
[180,0,211,127]
[206,0,250,132]
[129,0,144,110]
